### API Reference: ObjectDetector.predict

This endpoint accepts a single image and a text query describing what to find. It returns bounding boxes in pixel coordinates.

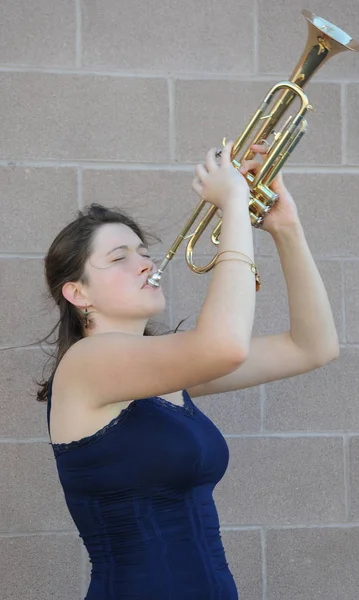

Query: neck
[84,311,148,337]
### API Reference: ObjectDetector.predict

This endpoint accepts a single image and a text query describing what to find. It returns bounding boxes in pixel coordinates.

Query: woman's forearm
[197,197,256,355]
[271,221,339,362]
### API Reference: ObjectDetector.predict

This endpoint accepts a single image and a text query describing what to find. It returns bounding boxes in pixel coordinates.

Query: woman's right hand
[191,141,250,210]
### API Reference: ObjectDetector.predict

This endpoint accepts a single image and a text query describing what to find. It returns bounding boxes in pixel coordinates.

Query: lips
[142,273,159,289]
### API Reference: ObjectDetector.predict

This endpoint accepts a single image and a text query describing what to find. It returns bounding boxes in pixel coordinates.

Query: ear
[62,281,89,309]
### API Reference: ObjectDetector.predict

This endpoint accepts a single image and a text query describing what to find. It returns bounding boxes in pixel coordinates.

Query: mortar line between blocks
[343,434,351,521]
[0,65,357,84]
[0,530,76,538]
[80,544,89,597]
[261,528,267,600]
[222,521,359,531]
[1,160,359,173]
[260,384,266,433]
[340,260,347,344]
[0,438,49,443]
[223,432,348,438]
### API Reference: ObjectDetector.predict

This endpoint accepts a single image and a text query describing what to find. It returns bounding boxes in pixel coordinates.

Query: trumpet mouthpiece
[146,272,162,288]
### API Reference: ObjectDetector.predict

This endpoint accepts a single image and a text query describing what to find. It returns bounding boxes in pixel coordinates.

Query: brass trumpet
[148,9,359,288]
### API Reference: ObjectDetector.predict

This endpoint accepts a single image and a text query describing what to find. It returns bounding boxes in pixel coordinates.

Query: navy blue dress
[47,380,239,600]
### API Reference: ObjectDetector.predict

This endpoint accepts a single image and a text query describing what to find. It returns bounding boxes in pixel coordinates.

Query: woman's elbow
[313,342,340,368]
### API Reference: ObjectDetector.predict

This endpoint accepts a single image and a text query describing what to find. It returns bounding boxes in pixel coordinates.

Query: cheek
[91,268,132,303]
[105,269,134,296]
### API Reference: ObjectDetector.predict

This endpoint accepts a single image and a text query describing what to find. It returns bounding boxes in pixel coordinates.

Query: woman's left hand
[239,143,300,235]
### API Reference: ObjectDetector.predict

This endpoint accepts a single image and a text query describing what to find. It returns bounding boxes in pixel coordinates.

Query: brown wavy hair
[34,203,166,402]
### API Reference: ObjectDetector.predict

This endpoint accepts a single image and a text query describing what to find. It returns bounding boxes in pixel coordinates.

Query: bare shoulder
[49,347,126,445]
[55,330,243,408]
[52,340,113,412]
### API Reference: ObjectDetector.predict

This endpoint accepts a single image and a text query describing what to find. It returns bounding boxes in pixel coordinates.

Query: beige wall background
[1,1,359,599]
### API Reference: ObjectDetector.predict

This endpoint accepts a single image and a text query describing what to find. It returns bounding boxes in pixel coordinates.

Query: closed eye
[112,254,152,262]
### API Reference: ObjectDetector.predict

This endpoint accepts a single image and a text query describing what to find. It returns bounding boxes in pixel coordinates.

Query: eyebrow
[106,243,148,256]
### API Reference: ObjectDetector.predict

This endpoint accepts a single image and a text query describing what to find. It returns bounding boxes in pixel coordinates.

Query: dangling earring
[83,305,89,329]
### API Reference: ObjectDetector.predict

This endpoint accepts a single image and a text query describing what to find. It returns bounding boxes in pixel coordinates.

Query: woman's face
[83,222,166,322]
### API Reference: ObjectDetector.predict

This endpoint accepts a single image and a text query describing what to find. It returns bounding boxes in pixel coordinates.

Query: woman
[42,141,339,599]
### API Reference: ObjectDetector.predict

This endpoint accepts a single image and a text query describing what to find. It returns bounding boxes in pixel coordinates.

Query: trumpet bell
[147,10,359,289]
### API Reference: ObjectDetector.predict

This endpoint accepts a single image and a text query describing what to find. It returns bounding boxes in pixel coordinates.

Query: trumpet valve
[250,213,264,228]
[249,194,271,216]
[246,172,279,206]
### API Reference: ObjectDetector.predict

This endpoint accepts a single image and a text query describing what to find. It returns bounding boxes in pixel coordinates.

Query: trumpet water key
[147,9,359,289]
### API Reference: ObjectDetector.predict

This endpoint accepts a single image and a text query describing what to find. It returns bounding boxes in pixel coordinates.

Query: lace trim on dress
[50,392,195,457]
[150,393,195,416]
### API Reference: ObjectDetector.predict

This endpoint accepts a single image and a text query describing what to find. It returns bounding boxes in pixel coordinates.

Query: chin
[150,299,167,317]
[136,289,166,318]
[149,302,166,318]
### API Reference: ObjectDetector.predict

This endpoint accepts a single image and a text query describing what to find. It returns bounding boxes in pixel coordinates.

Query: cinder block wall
[1,2,359,599]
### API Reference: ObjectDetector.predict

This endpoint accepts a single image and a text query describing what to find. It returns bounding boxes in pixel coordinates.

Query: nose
[138,255,154,274]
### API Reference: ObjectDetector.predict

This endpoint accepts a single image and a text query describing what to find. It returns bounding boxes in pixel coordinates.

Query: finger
[205,147,219,172]
[195,163,208,182]
[220,140,234,167]
[192,178,203,196]
[251,143,268,155]
[240,159,262,175]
